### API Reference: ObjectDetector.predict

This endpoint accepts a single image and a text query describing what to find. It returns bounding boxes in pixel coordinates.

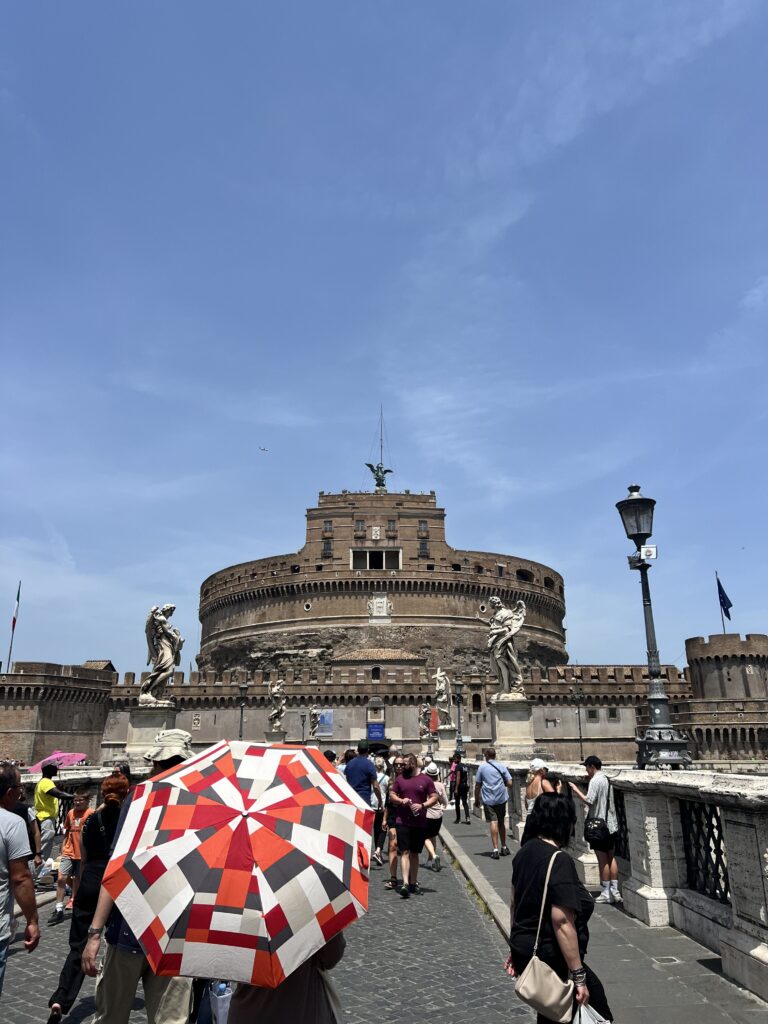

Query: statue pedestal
[264,729,287,744]
[436,725,457,752]
[490,694,535,760]
[125,704,177,766]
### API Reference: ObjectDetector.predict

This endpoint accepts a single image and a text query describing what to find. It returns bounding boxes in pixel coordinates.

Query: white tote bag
[573,1004,610,1024]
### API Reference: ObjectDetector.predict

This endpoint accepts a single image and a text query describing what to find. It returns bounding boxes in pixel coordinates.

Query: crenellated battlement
[685,633,768,661]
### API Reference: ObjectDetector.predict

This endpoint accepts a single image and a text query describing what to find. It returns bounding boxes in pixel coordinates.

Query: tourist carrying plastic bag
[574,1005,610,1023]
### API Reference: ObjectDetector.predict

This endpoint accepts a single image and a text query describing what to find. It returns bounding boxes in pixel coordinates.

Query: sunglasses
[393,763,405,769]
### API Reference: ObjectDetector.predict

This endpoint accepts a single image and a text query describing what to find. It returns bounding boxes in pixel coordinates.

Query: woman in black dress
[46,773,130,1023]
[508,793,613,1023]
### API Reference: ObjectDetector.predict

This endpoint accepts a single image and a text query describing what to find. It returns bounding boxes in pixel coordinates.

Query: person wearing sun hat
[422,762,448,871]
[525,757,553,813]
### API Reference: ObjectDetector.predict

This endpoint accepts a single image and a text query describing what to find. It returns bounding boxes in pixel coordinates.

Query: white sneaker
[610,889,623,904]
[595,892,612,904]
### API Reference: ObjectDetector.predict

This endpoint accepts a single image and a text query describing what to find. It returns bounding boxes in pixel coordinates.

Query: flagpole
[716,571,726,635]
[7,580,20,672]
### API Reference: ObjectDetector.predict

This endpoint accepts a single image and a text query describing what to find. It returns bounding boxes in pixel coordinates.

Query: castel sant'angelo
[2,465,767,767]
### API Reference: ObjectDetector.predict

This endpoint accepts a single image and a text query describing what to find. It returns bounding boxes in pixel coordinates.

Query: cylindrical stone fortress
[199,489,567,676]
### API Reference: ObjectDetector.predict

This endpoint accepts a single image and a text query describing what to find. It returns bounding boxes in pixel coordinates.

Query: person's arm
[9,857,40,952]
[372,779,383,806]
[49,786,75,801]
[81,886,116,976]
[541,777,556,794]
[569,780,591,806]
[551,904,589,1006]
[30,816,43,870]
[473,767,482,807]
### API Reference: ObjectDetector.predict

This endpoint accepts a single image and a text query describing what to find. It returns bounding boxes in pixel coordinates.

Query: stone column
[125,704,177,768]
[436,725,457,751]
[490,694,535,761]
[621,787,681,926]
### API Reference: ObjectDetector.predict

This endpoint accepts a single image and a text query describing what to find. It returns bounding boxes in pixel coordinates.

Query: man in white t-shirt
[570,754,621,904]
[0,763,40,998]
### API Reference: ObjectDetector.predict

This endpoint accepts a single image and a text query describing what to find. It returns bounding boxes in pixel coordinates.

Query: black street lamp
[616,485,691,769]
[569,684,585,763]
[453,679,466,757]
[300,711,307,744]
[238,681,248,741]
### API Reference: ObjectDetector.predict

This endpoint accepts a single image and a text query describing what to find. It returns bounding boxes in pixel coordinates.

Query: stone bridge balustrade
[432,756,768,1003]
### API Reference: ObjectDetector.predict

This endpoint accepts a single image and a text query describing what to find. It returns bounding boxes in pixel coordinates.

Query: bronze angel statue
[365,461,393,489]
[140,604,184,705]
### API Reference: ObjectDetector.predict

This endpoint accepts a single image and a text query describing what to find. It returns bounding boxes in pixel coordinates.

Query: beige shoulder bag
[514,849,575,1023]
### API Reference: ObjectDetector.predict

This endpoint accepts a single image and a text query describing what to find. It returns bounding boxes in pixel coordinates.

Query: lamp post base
[636,728,693,769]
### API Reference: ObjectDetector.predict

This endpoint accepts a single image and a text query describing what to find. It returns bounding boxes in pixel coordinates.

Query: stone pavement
[3,854,534,1024]
[441,813,768,1024]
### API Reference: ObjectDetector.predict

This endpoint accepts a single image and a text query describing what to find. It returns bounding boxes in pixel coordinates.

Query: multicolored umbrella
[102,741,373,987]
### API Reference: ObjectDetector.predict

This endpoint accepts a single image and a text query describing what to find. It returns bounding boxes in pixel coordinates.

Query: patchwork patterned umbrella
[102,741,373,987]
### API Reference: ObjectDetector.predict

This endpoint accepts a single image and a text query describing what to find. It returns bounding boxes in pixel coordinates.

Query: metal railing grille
[613,787,630,862]
[679,799,730,905]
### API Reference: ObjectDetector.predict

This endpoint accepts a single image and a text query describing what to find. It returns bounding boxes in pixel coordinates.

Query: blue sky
[2,1,767,674]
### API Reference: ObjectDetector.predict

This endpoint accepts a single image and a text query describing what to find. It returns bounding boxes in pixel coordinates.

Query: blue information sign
[367,722,385,741]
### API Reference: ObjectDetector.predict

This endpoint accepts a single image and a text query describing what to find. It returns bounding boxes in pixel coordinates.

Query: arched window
[371,666,381,681]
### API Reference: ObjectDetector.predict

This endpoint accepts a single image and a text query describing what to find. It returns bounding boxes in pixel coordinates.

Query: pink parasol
[28,750,87,773]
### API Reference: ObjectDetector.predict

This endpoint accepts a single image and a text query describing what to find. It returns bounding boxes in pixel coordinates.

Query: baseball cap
[529,757,548,771]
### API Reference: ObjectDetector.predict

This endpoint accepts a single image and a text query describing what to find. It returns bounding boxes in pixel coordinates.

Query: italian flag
[11,581,20,633]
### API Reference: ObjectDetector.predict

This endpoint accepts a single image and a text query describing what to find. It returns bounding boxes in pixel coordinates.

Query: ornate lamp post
[300,711,307,744]
[238,681,248,741]
[453,678,466,757]
[569,684,585,763]
[616,485,691,769]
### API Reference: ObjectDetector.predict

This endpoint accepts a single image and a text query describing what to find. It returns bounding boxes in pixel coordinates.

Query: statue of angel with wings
[365,461,393,489]
[431,667,454,726]
[418,701,432,738]
[140,604,184,705]
[268,679,287,729]
[477,596,527,695]
[309,704,321,738]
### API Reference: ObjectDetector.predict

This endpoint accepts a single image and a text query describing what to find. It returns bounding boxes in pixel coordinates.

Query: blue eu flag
[717,577,733,620]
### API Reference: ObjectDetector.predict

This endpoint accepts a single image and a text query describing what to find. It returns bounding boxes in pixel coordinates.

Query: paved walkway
[4,854,534,1024]
[440,814,768,1024]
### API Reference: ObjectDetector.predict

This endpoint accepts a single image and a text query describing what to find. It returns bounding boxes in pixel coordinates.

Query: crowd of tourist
[0,742,621,1023]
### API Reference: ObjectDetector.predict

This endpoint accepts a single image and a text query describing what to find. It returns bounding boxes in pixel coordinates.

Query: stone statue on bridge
[267,679,287,730]
[477,596,527,696]
[432,667,454,726]
[140,604,184,706]
[418,701,432,738]
[309,704,321,739]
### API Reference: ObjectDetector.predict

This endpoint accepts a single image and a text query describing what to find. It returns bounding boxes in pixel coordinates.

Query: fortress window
[323,520,333,533]
[322,539,333,557]
[418,519,428,533]
[587,709,599,722]
[543,577,555,590]
[419,540,429,555]
[351,549,402,570]
[452,564,462,572]
[316,564,323,571]
[291,565,301,573]
[516,569,534,583]
[355,519,365,533]
[475,565,484,574]
[427,563,435,571]
[497,565,505,578]
[607,707,619,721]
[372,667,381,681]
[387,519,396,532]
[471,693,482,713]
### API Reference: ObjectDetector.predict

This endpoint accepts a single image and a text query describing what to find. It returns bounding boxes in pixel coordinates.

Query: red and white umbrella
[102,741,373,987]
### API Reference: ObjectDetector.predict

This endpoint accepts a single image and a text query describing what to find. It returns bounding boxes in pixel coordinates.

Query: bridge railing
[432,754,768,1003]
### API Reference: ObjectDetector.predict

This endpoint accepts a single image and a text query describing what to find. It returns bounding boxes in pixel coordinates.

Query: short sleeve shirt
[0,807,32,942]
[391,774,437,826]
[343,756,377,805]
[35,777,58,822]
[475,760,511,805]
[61,807,93,859]
[510,839,582,961]
[585,772,618,833]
